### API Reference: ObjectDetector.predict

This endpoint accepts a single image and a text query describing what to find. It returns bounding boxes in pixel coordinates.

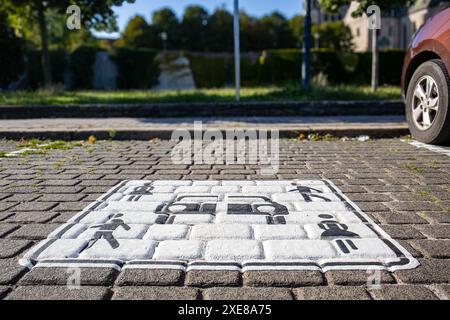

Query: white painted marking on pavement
[20,180,419,272]
[404,140,450,157]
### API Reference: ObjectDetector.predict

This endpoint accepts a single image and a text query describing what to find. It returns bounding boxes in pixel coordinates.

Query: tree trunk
[371,29,379,92]
[36,0,52,87]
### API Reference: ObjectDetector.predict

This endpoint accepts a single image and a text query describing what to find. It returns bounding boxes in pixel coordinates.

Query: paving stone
[244,270,323,287]
[41,186,85,194]
[388,202,442,212]
[353,202,390,212]
[50,212,77,223]
[436,284,450,299]
[294,286,371,300]
[422,212,450,224]
[154,240,203,260]
[381,225,426,240]
[369,285,438,300]
[8,224,60,240]
[0,239,32,258]
[206,240,263,260]
[113,286,199,300]
[410,240,450,258]
[3,194,40,202]
[395,259,450,283]
[0,286,11,299]
[0,259,28,285]
[12,202,57,211]
[143,224,189,241]
[375,212,429,224]
[38,194,87,202]
[203,287,293,300]
[347,194,393,202]
[0,203,17,212]
[416,225,450,239]
[18,267,118,286]
[0,212,14,222]
[0,224,20,237]
[39,180,80,186]
[397,240,424,258]
[186,270,241,287]
[5,212,58,223]
[190,224,252,240]
[264,240,335,260]
[5,285,111,300]
[326,270,395,285]
[116,269,183,286]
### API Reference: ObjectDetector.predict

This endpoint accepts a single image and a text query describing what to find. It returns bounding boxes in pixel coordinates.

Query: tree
[260,12,296,49]
[152,8,179,50]
[180,6,209,51]
[0,10,25,87]
[319,0,410,91]
[116,15,156,48]
[207,8,233,52]
[3,0,134,87]
[289,15,304,48]
[312,21,353,51]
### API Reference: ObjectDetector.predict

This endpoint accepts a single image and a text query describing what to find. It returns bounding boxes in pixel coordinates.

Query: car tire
[406,59,450,144]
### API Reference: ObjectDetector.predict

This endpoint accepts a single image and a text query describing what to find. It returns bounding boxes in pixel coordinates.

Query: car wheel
[406,59,450,144]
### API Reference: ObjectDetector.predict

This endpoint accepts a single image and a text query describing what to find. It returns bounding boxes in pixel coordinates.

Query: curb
[0,127,409,141]
[0,100,405,119]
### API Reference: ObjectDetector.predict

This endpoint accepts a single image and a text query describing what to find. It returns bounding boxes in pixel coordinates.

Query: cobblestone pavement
[0,138,449,300]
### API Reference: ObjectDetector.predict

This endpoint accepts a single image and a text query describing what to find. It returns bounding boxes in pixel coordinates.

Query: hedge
[257,49,404,86]
[26,50,67,89]
[186,53,228,88]
[69,45,97,89]
[12,48,405,89]
[113,47,159,89]
[0,38,25,87]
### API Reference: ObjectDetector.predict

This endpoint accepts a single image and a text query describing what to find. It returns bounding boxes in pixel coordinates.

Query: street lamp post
[302,0,312,91]
[233,0,241,102]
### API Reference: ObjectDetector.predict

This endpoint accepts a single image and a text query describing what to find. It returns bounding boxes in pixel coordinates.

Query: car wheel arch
[405,51,443,96]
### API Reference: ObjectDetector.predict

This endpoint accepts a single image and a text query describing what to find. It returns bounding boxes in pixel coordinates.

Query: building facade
[309,0,450,51]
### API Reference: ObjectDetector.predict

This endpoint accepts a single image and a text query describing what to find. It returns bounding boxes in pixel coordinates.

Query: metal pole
[371,29,379,92]
[233,0,240,102]
[302,0,312,91]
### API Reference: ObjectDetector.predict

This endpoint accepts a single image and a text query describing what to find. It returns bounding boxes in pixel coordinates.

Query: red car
[402,6,450,144]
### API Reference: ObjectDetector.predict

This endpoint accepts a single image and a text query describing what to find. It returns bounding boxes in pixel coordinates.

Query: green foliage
[180,6,209,51]
[0,86,402,106]
[312,21,354,51]
[258,49,302,84]
[186,53,228,88]
[113,47,159,89]
[152,8,179,50]
[255,49,404,86]
[352,50,405,85]
[0,10,25,86]
[26,50,66,88]
[116,15,156,49]
[70,45,97,89]
[206,9,233,52]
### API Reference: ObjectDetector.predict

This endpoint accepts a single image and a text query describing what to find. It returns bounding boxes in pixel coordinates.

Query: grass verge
[0,85,401,106]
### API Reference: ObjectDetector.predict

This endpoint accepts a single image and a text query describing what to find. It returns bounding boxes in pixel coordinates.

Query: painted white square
[19,180,419,272]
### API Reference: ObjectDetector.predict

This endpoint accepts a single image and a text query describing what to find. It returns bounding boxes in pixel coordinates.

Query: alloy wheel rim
[412,75,440,131]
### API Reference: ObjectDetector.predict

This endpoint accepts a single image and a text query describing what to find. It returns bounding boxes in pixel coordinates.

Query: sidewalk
[0,138,449,300]
[0,115,408,140]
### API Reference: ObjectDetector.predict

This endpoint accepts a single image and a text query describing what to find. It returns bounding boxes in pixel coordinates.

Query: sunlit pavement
[0,138,449,300]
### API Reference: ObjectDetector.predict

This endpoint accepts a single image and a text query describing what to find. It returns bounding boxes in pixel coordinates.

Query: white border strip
[403,140,450,157]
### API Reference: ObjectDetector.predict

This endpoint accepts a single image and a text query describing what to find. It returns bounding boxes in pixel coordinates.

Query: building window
[356,28,360,37]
